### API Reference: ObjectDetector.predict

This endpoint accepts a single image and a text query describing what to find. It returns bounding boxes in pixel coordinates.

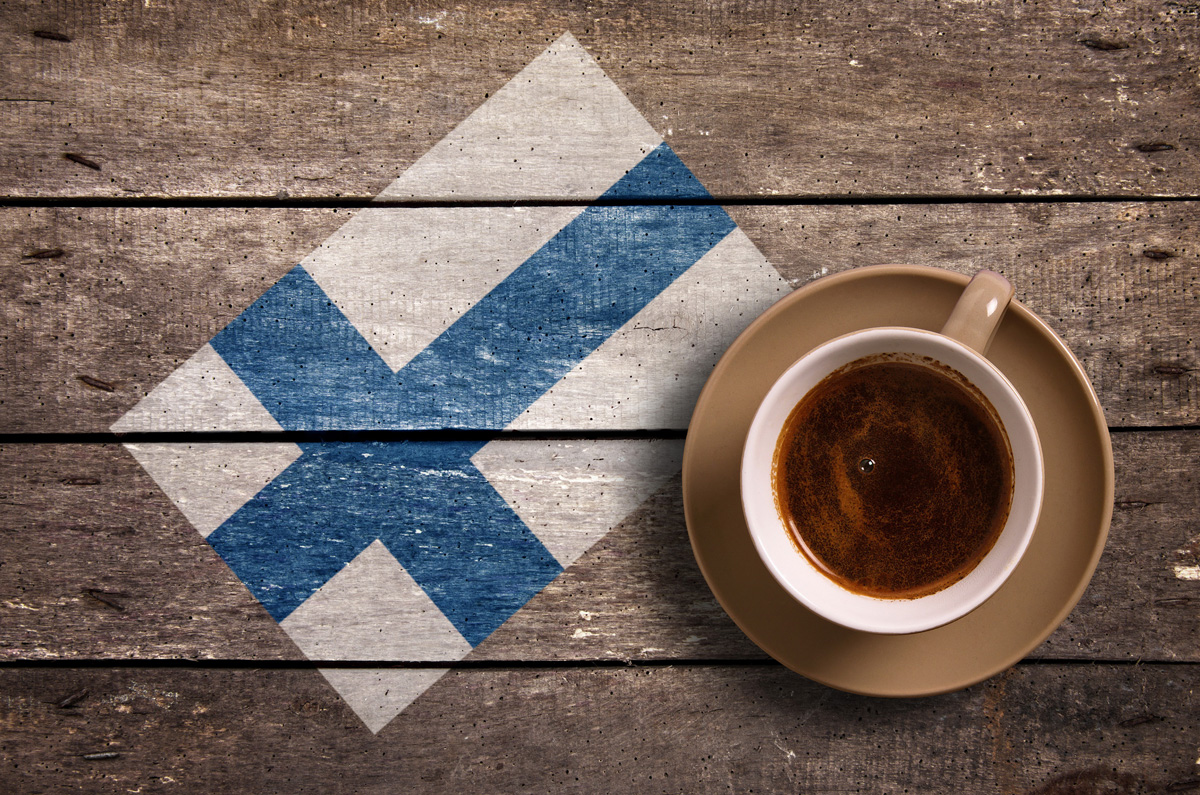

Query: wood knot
[60,477,102,486]
[76,375,116,392]
[1142,248,1173,259]
[83,589,127,612]
[1117,713,1162,727]
[289,697,328,715]
[1136,142,1175,153]
[22,248,67,260]
[57,688,90,709]
[1080,38,1129,51]
[1153,362,1191,376]
[63,152,101,170]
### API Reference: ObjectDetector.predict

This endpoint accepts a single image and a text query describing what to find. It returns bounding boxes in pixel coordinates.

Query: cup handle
[940,270,1015,356]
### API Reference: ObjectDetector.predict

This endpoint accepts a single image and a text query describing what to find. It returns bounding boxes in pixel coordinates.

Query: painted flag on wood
[112,33,788,733]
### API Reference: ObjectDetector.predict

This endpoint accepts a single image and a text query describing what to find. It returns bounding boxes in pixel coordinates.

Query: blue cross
[205,144,736,646]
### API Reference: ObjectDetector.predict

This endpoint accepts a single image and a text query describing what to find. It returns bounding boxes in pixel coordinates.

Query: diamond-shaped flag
[113,32,788,733]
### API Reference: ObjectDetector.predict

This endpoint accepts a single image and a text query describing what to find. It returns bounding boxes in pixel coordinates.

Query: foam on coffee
[773,354,1014,600]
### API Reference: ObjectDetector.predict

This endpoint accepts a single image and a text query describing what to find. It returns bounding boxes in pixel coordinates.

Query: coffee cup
[741,270,1043,634]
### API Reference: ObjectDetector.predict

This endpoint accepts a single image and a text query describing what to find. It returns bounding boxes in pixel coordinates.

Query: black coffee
[773,356,1014,599]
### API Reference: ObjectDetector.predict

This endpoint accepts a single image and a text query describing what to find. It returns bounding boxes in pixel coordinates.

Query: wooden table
[2,2,1197,792]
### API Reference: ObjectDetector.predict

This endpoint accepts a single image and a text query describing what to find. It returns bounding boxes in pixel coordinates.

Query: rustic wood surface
[2,0,1198,199]
[2,665,1198,794]
[1,202,1196,433]
[2,0,1198,792]
[1,432,1196,665]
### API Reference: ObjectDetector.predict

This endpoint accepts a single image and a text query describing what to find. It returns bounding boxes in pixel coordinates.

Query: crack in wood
[56,688,89,708]
[1080,39,1129,51]
[1117,713,1163,727]
[22,248,67,260]
[1154,363,1194,376]
[63,153,101,171]
[82,590,127,612]
[75,375,115,392]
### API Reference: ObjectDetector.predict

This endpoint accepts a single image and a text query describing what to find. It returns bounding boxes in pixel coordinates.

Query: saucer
[682,265,1114,696]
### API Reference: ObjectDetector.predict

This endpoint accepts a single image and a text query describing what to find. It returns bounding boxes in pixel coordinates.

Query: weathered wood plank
[1040,429,1198,660]
[1,432,1194,662]
[1,207,344,433]
[2,1,1197,199]
[2,203,1196,432]
[727,201,1200,429]
[1,663,1196,793]
[3,2,1192,788]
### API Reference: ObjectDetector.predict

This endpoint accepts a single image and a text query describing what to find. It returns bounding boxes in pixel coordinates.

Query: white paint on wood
[316,667,451,734]
[97,33,744,735]
[301,206,584,373]
[507,228,789,430]
[1174,565,1200,581]
[105,35,774,434]
[122,441,302,537]
[378,32,662,201]
[93,439,686,733]
[289,440,682,733]
[106,227,786,434]
[281,540,472,661]
[110,345,303,536]
[1174,535,1200,580]
[111,343,279,432]
[471,439,684,568]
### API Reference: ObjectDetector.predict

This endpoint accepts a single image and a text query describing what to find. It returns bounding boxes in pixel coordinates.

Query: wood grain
[2,0,1197,199]
[1,432,1193,663]
[1,663,1196,793]
[2,3,1197,788]
[728,201,1200,429]
[2,203,1196,432]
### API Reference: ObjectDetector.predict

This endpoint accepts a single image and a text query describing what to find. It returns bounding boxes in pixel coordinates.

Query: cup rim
[740,326,1045,635]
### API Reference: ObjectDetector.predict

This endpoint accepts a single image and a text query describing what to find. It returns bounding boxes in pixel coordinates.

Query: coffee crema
[773,355,1014,599]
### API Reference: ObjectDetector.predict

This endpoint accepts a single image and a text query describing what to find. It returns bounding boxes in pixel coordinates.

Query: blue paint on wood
[201,144,733,648]
[207,441,562,646]
[210,267,395,429]
[210,143,735,430]
[600,142,715,200]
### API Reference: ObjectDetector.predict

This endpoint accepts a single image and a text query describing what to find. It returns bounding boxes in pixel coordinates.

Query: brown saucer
[682,265,1114,696]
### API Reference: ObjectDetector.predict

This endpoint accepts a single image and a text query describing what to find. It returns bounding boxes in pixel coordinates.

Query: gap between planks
[2,195,1200,210]
[0,658,1193,671]
[0,429,692,444]
[1,426,1196,445]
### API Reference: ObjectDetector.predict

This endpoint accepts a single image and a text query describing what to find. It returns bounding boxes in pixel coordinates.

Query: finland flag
[112,33,787,733]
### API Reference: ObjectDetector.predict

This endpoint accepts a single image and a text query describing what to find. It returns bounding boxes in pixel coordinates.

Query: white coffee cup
[741,270,1043,635]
